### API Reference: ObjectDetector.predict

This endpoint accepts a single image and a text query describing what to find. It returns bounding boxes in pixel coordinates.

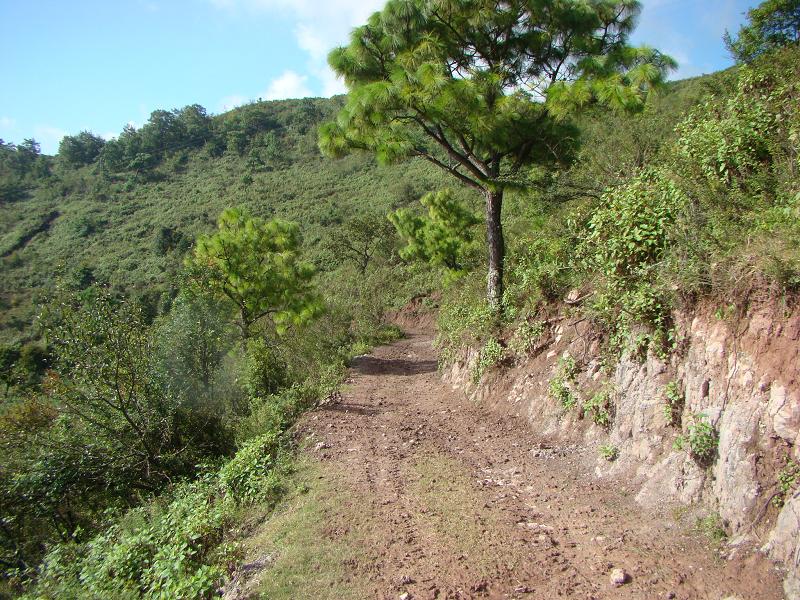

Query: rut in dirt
[294,328,783,600]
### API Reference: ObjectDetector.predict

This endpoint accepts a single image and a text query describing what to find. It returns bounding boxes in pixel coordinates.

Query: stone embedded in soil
[610,568,630,587]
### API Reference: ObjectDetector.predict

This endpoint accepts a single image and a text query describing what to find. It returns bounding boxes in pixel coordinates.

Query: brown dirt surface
[253,328,786,599]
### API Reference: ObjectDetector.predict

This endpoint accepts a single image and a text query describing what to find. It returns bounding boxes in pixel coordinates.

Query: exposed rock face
[443,301,800,596]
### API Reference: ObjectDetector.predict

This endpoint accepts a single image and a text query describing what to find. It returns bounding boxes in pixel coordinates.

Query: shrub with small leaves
[549,378,577,410]
[583,390,613,428]
[773,459,800,508]
[509,320,546,355]
[663,380,684,426]
[471,337,504,383]
[548,354,580,410]
[599,444,619,461]
[218,431,284,505]
[675,413,717,464]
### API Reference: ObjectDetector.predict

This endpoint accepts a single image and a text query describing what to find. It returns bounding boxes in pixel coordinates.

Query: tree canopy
[724,0,800,63]
[58,131,106,167]
[186,207,321,339]
[390,189,480,278]
[319,0,674,309]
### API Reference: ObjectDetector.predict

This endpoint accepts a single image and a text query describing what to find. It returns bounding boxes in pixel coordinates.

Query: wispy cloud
[263,70,312,100]
[219,94,248,112]
[0,116,16,129]
[218,69,313,113]
[209,0,385,97]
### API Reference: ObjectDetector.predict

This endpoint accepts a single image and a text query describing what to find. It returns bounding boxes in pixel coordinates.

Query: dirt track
[295,330,784,599]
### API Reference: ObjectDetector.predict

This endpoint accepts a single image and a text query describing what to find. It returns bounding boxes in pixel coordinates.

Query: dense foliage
[437,43,800,362]
[724,0,799,62]
[320,0,674,309]
[0,93,439,597]
[0,1,797,596]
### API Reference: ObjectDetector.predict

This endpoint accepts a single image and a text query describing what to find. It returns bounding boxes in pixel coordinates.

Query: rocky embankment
[444,300,800,598]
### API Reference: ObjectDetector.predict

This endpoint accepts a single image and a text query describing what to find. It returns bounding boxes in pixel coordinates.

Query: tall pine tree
[320,0,674,310]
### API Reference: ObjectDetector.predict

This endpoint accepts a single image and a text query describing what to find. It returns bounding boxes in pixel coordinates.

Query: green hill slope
[0,97,454,342]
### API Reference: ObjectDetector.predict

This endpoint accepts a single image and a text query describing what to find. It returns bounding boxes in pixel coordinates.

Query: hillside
[0,97,457,342]
[0,22,798,600]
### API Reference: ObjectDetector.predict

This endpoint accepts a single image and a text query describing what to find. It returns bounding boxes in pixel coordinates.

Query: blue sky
[0,0,759,154]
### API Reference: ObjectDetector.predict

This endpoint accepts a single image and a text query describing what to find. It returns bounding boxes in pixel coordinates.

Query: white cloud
[209,0,385,97]
[0,116,15,129]
[218,70,313,112]
[219,94,248,112]
[263,70,312,100]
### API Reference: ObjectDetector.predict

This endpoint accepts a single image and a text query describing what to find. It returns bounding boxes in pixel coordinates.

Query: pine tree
[319,0,674,310]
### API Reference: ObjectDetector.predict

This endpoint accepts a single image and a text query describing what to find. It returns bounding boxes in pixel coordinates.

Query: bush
[675,413,718,465]
[471,338,504,383]
[583,390,613,428]
[599,444,619,461]
[549,354,579,410]
[218,432,285,505]
[244,338,288,398]
[436,277,496,366]
[663,380,684,426]
[581,169,683,353]
[509,319,546,355]
[26,430,293,599]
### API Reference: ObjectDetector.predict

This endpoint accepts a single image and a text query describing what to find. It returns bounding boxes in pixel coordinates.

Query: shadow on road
[350,355,438,376]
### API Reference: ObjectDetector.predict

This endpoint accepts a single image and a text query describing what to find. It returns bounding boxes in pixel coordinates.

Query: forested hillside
[0,0,798,597]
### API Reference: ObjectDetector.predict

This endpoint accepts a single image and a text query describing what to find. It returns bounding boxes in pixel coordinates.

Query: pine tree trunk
[485,189,504,312]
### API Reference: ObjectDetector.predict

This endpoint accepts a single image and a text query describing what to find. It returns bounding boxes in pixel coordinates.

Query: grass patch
[246,458,371,600]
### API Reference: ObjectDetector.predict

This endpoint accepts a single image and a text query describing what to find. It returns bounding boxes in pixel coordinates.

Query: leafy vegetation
[549,354,579,411]
[599,444,619,461]
[471,337,504,384]
[724,0,799,63]
[508,320,546,355]
[773,458,800,508]
[674,414,718,465]
[390,190,481,280]
[186,207,321,339]
[583,390,613,428]
[0,92,441,595]
[321,0,674,310]
[663,380,684,426]
[0,0,798,594]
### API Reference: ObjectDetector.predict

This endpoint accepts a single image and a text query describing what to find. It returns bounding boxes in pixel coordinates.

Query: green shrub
[219,432,285,505]
[548,354,580,410]
[581,169,683,355]
[675,413,718,465]
[26,429,293,599]
[583,390,613,428]
[695,513,727,545]
[235,383,321,445]
[436,278,496,366]
[773,459,800,508]
[599,444,619,461]
[471,338,504,383]
[663,380,684,426]
[509,320,546,355]
[244,338,289,398]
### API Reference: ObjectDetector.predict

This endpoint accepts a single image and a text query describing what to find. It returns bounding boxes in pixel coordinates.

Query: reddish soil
[296,328,785,600]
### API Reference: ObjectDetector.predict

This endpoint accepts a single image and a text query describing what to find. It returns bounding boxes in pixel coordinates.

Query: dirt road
[265,330,785,599]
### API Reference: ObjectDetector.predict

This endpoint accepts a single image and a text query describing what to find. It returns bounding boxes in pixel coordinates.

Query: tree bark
[485,189,504,312]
